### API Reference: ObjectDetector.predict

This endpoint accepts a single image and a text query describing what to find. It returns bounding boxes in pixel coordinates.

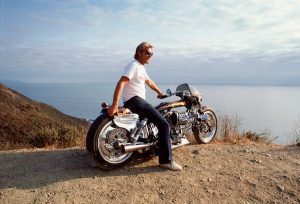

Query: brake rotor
[106,128,129,144]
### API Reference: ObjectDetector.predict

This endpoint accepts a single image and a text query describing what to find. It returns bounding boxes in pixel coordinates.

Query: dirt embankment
[0,144,299,203]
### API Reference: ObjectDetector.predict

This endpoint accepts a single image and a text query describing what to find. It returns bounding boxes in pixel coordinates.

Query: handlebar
[165,90,191,98]
[158,89,191,99]
[157,94,168,99]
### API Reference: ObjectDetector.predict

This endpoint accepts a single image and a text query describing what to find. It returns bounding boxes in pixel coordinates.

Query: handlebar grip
[157,94,168,99]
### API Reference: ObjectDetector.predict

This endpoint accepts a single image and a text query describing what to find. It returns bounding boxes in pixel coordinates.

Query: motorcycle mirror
[166,89,172,95]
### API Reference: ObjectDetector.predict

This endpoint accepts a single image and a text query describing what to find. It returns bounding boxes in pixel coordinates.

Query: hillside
[0,83,89,150]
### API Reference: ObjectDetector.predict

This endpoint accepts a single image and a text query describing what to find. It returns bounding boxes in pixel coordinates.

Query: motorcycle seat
[117,107,132,115]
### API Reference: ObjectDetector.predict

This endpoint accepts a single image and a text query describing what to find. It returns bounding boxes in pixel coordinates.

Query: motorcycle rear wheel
[86,115,135,170]
[192,108,217,144]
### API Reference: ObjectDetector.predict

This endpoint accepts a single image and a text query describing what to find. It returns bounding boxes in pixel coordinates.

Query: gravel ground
[0,144,299,204]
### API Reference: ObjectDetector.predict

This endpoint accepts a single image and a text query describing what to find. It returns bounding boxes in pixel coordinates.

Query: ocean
[4,82,300,144]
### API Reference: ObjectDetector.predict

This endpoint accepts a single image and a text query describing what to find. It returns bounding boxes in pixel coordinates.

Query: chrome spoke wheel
[97,121,133,164]
[193,108,218,144]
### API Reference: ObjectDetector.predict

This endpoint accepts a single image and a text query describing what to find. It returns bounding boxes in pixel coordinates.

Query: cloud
[1,0,299,84]
[4,0,300,53]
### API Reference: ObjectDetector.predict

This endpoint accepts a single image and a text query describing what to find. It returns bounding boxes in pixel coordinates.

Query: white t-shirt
[122,60,150,102]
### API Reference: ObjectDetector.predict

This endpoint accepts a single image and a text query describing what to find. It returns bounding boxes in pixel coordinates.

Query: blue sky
[0,0,299,84]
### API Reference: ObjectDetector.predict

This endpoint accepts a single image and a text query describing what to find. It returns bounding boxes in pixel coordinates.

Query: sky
[0,0,300,85]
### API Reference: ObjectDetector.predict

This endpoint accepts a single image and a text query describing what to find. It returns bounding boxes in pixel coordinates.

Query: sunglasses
[142,50,153,57]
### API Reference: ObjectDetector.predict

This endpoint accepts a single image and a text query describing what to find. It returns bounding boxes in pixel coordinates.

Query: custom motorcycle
[86,83,217,170]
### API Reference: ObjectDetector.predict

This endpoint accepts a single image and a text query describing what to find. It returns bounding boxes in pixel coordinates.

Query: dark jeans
[124,96,172,164]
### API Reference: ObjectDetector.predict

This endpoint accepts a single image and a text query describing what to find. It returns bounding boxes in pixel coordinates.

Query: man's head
[134,42,153,65]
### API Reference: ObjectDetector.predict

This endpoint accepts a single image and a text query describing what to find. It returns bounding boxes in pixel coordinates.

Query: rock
[250,159,262,164]
[287,191,296,197]
[277,185,285,192]
[249,182,257,188]
[158,190,166,195]
[192,150,199,154]
[207,189,214,194]
[265,154,272,157]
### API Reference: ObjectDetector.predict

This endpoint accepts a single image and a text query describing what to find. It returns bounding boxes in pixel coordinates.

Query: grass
[213,113,270,145]
[289,116,300,146]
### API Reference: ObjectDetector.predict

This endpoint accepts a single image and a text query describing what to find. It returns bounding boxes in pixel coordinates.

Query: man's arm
[145,79,164,97]
[107,76,129,116]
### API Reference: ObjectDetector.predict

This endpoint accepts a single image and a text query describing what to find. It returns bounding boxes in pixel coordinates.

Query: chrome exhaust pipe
[121,143,151,153]
[121,137,190,153]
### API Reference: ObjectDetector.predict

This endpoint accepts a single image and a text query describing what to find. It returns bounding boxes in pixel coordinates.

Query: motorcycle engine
[170,111,192,126]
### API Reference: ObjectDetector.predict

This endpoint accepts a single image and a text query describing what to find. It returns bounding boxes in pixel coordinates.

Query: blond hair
[134,42,153,59]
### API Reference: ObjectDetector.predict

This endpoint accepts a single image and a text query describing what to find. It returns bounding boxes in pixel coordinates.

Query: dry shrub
[214,113,270,144]
[289,116,300,146]
[219,114,241,141]
[27,124,87,148]
[29,126,59,148]
[243,130,270,143]
[0,117,88,150]
[57,124,87,147]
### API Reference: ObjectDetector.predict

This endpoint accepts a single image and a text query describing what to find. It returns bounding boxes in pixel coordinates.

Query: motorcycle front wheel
[192,108,218,144]
[86,115,135,170]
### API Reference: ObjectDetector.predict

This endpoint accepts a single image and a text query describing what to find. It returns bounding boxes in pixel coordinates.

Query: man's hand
[157,94,168,99]
[107,105,118,117]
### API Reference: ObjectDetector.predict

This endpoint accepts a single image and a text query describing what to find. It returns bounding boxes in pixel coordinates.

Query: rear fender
[113,113,139,131]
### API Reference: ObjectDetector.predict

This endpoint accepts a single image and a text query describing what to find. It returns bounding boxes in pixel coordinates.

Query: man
[107,42,182,171]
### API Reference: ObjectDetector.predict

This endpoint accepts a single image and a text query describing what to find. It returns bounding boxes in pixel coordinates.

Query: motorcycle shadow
[0,148,165,190]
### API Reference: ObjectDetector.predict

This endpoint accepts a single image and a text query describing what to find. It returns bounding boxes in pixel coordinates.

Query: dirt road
[0,144,299,203]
